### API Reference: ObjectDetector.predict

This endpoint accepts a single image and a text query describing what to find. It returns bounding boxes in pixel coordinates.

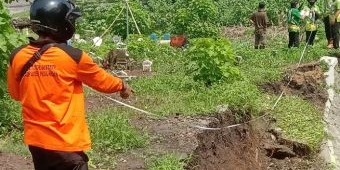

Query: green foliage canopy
[77,1,153,39]
[171,0,219,38]
[76,0,300,40]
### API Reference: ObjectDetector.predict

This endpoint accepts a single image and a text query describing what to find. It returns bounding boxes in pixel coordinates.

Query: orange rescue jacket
[7,39,124,151]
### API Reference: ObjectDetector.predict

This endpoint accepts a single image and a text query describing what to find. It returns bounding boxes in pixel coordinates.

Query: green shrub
[186,37,241,86]
[0,0,26,137]
[0,1,26,98]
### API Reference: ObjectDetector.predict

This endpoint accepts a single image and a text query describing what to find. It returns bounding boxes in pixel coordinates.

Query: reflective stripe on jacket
[288,24,301,32]
[304,5,321,31]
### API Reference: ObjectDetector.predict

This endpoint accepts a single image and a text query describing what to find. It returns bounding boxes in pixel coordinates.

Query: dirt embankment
[185,110,325,170]
[185,61,328,170]
[261,61,328,110]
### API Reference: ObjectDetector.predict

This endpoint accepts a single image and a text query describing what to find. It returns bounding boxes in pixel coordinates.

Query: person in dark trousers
[322,0,335,48]
[303,0,321,45]
[287,1,305,48]
[7,0,133,169]
[250,2,270,49]
[333,0,340,49]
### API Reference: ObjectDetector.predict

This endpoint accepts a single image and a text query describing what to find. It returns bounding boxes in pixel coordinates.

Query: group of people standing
[250,0,340,49]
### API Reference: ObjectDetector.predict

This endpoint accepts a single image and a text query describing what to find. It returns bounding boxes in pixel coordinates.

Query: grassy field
[0,25,331,169]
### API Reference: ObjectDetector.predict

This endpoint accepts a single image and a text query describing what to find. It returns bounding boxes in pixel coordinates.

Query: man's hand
[249,19,254,25]
[120,81,133,99]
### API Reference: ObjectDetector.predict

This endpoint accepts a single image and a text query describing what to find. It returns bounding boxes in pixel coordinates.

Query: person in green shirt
[303,0,321,45]
[287,1,305,48]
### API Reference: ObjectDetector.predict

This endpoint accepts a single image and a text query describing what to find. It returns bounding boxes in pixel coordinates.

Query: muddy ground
[0,152,32,170]
[0,62,329,170]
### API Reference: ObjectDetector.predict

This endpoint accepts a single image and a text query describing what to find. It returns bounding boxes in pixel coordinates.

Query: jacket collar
[28,37,62,47]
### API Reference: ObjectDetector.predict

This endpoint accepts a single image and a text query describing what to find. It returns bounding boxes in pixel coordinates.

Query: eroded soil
[185,111,326,170]
[261,61,327,110]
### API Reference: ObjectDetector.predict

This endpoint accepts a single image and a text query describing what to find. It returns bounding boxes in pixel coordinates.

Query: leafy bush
[0,1,26,98]
[186,37,241,86]
[0,0,26,137]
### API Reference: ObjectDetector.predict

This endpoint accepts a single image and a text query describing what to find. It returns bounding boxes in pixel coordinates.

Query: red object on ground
[170,35,187,47]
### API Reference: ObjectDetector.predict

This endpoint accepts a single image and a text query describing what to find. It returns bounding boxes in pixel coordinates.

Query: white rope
[102,95,161,118]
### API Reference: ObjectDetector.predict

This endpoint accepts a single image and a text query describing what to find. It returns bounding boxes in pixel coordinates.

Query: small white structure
[113,35,122,44]
[159,40,171,45]
[74,34,80,41]
[93,37,103,46]
[142,59,153,72]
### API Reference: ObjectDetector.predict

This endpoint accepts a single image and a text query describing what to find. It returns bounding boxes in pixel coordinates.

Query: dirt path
[0,152,32,170]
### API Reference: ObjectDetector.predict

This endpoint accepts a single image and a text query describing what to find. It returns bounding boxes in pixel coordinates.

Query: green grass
[272,96,325,151]
[0,131,30,156]
[88,108,148,152]
[0,94,27,155]
[148,153,186,170]
[131,75,263,116]
[0,103,22,135]
[87,107,148,168]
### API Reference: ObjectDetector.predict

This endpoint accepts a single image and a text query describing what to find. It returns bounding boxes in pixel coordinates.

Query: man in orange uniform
[6,0,132,169]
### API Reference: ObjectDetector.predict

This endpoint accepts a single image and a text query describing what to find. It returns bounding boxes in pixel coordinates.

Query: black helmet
[30,0,81,42]
[290,0,299,8]
[259,2,266,9]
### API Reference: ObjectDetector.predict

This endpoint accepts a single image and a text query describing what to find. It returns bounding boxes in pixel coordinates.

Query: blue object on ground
[162,33,170,40]
[150,33,158,41]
